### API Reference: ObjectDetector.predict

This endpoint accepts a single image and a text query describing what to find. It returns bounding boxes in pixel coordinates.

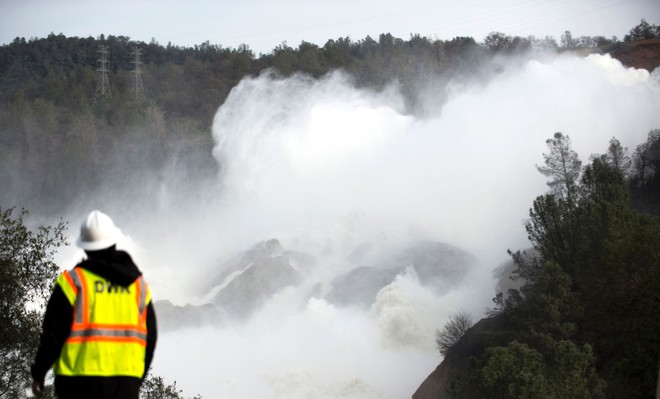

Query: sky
[1,0,658,55]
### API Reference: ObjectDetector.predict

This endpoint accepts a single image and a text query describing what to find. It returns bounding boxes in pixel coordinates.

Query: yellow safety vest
[53,267,151,378]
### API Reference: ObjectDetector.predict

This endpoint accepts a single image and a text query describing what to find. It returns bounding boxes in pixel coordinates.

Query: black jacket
[31,249,157,395]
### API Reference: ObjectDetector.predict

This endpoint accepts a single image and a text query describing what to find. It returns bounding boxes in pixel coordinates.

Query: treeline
[4,20,658,121]
[436,131,660,399]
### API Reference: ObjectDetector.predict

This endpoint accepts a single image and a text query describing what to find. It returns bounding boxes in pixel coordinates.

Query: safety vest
[53,267,151,378]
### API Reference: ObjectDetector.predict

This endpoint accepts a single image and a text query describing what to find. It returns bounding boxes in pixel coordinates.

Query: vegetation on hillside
[439,130,660,398]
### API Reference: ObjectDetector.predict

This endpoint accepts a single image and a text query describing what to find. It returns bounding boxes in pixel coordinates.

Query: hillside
[608,38,660,71]
[412,133,660,398]
[2,30,659,220]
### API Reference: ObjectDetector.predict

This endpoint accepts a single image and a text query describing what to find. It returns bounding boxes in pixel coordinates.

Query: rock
[389,241,476,293]
[325,240,476,308]
[207,239,316,319]
[207,238,285,290]
[212,255,303,318]
[325,266,402,308]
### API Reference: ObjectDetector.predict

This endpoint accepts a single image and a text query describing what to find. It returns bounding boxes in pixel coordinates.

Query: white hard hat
[76,210,120,250]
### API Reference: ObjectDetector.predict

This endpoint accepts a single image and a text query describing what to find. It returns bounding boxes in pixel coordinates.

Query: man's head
[76,210,120,251]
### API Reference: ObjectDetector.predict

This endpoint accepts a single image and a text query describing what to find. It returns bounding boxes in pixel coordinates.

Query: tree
[140,374,202,399]
[603,137,631,177]
[630,129,660,217]
[455,339,604,399]
[574,159,659,398]
[467,341,550,399]
[624,19,659,42]
[507,257,580,341]
[631,129,660,185]
[526,155,658,398]
[536,132,582,206]
[527,133,584,273]
[578,157,629,208]
[531,35,559,51]
[272,42,295,76]
[435,309,474,356]
[560,31,576,49]
[484,32,512,53]
[323,37,353,69]
[295,41,325,77]
[547,341,604,399]
[524,195,577,271]
[0,208,67,398]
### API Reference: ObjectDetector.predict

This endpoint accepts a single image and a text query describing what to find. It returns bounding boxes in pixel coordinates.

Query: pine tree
[536,132,582,207]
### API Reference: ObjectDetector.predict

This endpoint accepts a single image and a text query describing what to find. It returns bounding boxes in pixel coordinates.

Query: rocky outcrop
[392,241,474,292]
[207,239,316,319]
[211,253,307,318]
[159,238,477,327]
[155,239,317,327]
[207,238,288,290]
[325,241,476,308]
[325,266,402,308]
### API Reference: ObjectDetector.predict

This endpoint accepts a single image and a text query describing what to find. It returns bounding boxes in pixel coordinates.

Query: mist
[52,52,660,398]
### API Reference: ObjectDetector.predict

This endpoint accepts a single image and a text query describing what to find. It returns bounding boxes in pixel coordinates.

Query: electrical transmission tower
[131,46,145,102]
[94,45,112,103]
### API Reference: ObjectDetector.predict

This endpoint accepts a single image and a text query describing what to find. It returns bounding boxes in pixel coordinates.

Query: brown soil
[606,38,660,71]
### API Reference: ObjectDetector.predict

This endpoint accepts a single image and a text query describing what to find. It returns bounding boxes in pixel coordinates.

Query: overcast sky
[1,0,658,54]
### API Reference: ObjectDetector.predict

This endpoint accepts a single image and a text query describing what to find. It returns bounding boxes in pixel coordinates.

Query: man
[31,210,157,398]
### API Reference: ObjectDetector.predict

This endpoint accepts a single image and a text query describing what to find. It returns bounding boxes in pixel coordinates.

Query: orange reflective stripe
[70,323,147,332]
[74,268,90,326]
[73,327,146,335]
[68,269,86,325]
[62,271,78,295]
[135,277,148,326]
[68,328,147,340]
[135,276,141,314]
[67,322,148,346]
[67,336,148,346]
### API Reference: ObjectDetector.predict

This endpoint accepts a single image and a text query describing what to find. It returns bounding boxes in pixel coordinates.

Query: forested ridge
[1,19,659,215]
